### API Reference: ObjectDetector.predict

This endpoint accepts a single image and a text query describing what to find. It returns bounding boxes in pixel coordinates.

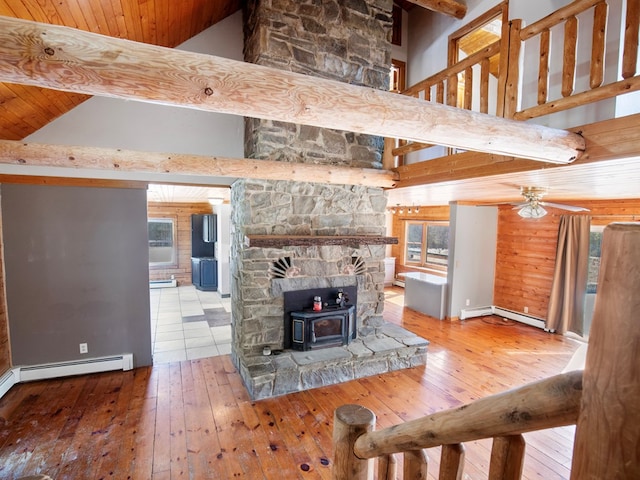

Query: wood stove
[283,286,357,351]
[290,305,355,351]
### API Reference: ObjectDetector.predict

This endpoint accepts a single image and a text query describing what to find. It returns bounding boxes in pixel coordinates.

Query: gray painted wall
[1,184,152,367]
[447,203,498,318]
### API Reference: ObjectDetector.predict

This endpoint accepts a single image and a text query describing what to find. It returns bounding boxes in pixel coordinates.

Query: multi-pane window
[588,227,603,293]
[148,218,176,266]
[405,222,450,270]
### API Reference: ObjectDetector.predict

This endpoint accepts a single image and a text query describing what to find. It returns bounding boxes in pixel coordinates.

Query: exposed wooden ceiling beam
[394,113,640,187]
[0,16,584,165]
[405,0,467,19]
[0,140,398,188]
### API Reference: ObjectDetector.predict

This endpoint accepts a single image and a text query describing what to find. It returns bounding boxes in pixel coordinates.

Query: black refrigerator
[191,214,218,291]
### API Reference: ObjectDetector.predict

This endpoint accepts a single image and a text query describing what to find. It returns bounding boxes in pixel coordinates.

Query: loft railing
[385,0,640,165]
[332,371,582,480]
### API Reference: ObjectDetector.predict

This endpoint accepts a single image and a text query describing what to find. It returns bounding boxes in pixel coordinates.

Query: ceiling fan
[500,186,589,218]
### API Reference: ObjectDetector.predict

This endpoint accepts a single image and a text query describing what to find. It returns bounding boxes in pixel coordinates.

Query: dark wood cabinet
[191,257,218,291]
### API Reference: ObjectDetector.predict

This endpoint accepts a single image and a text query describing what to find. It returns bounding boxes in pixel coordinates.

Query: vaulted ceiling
[0,0,638,207]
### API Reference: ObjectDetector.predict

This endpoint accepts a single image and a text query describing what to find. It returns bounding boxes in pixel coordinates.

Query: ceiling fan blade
[539,201,590,212]
[482,201,525,207]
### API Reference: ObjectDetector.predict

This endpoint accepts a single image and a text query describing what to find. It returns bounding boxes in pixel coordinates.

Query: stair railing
[332,370,582,479]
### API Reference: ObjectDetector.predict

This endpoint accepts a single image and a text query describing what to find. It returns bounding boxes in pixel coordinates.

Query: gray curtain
[547,215,591,335]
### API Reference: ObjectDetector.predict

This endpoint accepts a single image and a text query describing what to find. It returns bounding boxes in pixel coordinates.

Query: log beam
[0,140,398,189]
[0,16,583,165]
[405,0,467,19]
[394,113,640,188]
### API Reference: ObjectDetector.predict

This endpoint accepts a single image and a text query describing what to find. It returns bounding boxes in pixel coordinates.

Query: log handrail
[332,371,582,479]
[352,370,582,458]
[514,0,640,120]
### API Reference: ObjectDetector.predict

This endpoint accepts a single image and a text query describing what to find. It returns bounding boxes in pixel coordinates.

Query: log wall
[493,198,640,319]
[147,202,214,286]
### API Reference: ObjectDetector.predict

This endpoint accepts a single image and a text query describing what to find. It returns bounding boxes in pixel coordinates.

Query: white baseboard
[0,368,19,399]
[150,279,177,289]
[1,354,133,399]
[491,307,546,329]
[460,306,493,320]
[458,305,546,329]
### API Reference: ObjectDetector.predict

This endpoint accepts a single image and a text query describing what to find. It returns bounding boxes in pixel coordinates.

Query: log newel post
[332,404,376,480]
[570,223,640,478]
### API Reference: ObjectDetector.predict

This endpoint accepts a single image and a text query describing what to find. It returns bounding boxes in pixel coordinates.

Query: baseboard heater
[5,354,134,390]
[460,306,546,329]
[150,279,177,289]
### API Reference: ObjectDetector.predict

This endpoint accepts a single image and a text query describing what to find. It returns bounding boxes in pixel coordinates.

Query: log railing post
[488,435,526,480]
[570,223,640,478]
[439,443,465,480]
[378,454,397,480]
[332,404,376,480]
[404,449,429,479]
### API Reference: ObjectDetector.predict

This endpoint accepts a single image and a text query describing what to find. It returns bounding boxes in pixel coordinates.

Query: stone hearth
[240,323,428,400]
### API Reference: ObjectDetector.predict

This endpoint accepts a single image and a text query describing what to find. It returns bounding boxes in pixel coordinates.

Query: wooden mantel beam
[0,16,584,165]
[405,0,467,19]
[0,140,399,188]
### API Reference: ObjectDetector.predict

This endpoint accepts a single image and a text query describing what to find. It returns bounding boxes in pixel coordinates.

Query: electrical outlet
[465,299,470,306]
[524,306,529,314]
[79,343,88,354]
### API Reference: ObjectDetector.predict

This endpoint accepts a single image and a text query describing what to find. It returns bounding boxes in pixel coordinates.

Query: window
[587,226,604,294]
[405,222,450,270]
[148,218,176,266]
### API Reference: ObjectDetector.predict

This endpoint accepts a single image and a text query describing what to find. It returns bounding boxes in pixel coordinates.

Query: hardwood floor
[0,287,583,479]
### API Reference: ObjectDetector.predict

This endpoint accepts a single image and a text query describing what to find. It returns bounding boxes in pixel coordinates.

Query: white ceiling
[146,184,230,204]
[386,155,640,207]
[146,154,640,208]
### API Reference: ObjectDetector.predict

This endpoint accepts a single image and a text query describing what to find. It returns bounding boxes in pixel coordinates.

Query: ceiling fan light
[518,204,547,219]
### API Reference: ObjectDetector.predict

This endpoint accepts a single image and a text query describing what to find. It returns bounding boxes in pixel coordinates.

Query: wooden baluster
[464,67,473,110]
[378,453,397,480]
[447,74,458,107]
[404,449,428,479]
[562,16,578,97]
[439,443,465,480]
[480,58,489,113]
[503,20,522,118]
[488,435,525,480]
[436,81,445,104]
[570,223,640,478]
[423,87,431,102]
[622,0,639,78]
[332,404,375,480]
[590,2,608,88]
[538,28,550,105]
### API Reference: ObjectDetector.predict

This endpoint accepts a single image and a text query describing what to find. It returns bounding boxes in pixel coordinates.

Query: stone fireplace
[230,0,428,400]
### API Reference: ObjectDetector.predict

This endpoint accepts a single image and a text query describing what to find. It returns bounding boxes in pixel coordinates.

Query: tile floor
[149,285,232,363]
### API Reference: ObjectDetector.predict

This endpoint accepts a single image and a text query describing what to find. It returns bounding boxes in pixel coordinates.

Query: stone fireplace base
[233,322,428,400]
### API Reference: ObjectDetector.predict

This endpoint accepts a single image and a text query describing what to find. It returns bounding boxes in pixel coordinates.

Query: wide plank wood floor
[0,287,583,479]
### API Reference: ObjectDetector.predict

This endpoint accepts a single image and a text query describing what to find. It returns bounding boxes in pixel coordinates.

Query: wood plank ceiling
[0,0,242,140]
